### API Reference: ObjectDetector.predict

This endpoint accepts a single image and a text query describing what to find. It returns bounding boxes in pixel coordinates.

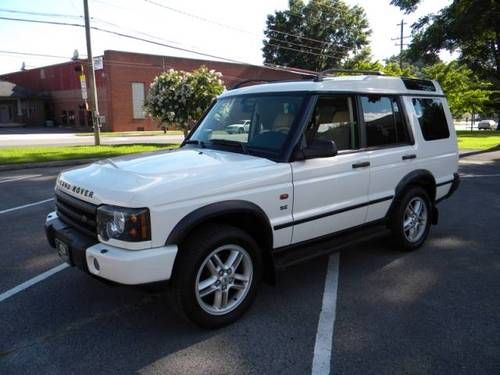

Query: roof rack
[315,68,385,81]
[229,76,313,90]
[230,79,274,90]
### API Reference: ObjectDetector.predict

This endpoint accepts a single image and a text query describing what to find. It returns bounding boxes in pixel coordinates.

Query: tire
[389,186,432,251]
[169,223,262,328]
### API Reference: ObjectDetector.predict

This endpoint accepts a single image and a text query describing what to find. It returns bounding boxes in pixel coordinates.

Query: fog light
[93,257,100,271]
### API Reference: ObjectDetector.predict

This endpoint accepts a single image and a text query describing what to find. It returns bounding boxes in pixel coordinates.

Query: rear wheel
[390,186,432,251]
[169,223,261,328]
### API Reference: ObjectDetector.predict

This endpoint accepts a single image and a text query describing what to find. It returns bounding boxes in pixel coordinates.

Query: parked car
[46,74,459,328]
[478,119,497,130]
[226,120,250,134]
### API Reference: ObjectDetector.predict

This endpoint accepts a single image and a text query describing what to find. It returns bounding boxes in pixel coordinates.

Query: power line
[0,50,85,59]
[0,6,349,59]
[0,8,82,19]
[143,0,335,47]
[0,16,247,64]
[0,15,345,64]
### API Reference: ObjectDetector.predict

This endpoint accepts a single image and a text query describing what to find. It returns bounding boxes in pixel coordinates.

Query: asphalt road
[0,152,499,374]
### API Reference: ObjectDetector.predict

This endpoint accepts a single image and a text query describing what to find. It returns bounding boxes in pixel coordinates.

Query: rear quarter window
[412,98,450,141]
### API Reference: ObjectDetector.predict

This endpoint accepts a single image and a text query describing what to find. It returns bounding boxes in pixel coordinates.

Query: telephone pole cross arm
[391,19,410,69]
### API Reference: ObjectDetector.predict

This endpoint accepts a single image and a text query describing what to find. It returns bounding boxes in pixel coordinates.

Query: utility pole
[391,19,410,69]
[83,0,101,145]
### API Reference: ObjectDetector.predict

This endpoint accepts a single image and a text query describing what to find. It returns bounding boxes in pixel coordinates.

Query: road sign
[79,74,88,100]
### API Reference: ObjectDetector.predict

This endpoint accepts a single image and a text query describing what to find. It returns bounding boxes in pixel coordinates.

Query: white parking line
[0,263,68,303]
[312,253,340,375]
[0,198,54,215]
[0,174,42,184]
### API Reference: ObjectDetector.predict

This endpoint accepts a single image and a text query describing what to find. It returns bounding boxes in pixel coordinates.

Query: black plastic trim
[45,217,97,272]
[394,169,436,198]
[165,200,273,248]
[273,219,389,268]
[436,179,453,187]
[55,189,97,215]
[274,196,393,230]
[402,154,417,160]
[436,173,460,203]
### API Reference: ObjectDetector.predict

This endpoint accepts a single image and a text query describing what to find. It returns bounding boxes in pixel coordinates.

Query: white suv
[45,74,460,328]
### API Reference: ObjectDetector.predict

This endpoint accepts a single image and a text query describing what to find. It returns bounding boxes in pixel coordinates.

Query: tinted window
[306,96,358,150]
[412,98,450,141]
[361,95,410,147]
[402,78,436,92]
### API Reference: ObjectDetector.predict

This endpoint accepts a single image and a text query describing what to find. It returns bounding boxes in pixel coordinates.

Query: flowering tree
[145,66,225,136]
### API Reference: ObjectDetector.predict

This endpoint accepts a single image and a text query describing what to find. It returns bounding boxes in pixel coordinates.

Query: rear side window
[361,95,410,147]
[412,98,450,141]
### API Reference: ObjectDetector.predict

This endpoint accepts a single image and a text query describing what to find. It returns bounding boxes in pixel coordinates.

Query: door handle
[402,154,417,160]
[352,161,370,169]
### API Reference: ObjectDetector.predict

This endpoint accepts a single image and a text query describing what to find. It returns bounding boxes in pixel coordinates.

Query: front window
[188,94,306,156]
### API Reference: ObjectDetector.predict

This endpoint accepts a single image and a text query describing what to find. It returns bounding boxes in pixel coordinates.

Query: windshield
[188,94,306,156]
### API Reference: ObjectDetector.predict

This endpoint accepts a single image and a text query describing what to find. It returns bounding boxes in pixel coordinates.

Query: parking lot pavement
[1,152,499,374]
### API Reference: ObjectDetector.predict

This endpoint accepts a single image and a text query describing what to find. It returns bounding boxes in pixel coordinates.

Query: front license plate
[55,238,70,263]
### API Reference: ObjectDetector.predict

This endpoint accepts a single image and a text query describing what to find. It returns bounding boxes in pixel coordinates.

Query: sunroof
[402,78,436,92]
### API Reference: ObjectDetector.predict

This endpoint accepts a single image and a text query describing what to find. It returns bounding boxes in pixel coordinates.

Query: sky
[0,0,453,74]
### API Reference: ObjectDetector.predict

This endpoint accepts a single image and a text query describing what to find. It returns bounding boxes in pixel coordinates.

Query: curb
[459,147,500,158]
[0,158,99,172]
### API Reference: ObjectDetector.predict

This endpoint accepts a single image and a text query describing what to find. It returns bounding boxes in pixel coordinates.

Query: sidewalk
[0,132,183,147]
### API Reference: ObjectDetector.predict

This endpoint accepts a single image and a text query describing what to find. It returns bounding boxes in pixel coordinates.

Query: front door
[290,95,370,244]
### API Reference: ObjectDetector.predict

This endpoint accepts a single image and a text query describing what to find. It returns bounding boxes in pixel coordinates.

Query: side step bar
[273,220,390,269]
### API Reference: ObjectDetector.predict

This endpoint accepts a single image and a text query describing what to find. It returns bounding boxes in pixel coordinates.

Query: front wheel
[389,186,432,251]
[169,224,261,328]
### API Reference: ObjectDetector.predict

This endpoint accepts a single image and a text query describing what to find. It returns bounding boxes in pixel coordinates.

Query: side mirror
[295,139,338,160]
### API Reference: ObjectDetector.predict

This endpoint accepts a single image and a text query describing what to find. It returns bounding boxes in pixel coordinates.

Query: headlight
[97,205,151,242]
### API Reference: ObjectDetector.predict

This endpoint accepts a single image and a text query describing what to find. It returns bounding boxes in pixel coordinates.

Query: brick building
[0,80,46,126]
[0,50,314,131]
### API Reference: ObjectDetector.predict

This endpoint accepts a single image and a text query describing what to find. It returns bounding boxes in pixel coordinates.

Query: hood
[57,148,286,207]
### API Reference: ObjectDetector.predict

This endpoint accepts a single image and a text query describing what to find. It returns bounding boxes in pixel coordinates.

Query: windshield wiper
[184,139,206,148]
[209,139,249,154]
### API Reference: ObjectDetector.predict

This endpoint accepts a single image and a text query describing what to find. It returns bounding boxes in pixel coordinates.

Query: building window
[412,98,450,141]
[131,82,145,119]
[361,95,410,147]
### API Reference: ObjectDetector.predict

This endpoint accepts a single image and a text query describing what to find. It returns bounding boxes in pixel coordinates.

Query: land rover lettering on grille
[58,180,94,199]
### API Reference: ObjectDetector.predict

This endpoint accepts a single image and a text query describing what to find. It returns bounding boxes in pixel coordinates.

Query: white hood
[57,148,285,207]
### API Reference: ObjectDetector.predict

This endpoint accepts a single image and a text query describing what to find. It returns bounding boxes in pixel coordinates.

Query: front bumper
[45,212,178,285]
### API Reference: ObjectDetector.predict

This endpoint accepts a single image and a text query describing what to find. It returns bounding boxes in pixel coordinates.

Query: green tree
[344,57,417,77]
[390,0,499,81]
[422,61,492,118]
[262,0,371,71]
[145,66,225,136]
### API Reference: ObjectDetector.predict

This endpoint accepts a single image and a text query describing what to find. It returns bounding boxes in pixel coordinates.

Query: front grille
[55,189,98,238]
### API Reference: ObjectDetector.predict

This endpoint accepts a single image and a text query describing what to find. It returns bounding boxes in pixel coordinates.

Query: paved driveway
[0,152,499,374]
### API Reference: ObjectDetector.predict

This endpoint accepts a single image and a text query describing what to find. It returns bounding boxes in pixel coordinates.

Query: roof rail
[230,79,274,90]
[315,68,385,81]
[229,76,313,90]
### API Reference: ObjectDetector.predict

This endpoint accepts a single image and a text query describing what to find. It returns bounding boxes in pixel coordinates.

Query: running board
[273,220,390,269]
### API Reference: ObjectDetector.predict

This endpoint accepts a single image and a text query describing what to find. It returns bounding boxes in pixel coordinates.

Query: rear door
[290,95,370,244]
[359,95,416,222]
